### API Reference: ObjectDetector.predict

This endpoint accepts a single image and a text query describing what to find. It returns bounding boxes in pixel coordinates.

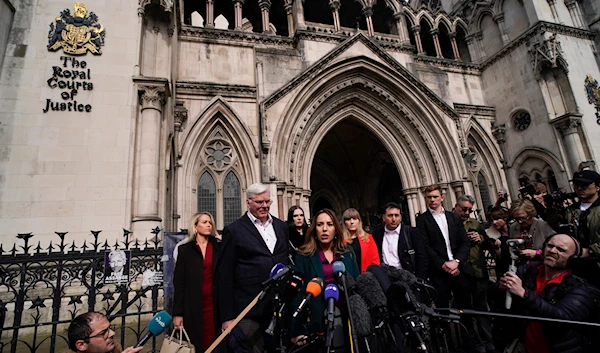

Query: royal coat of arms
[47,2,105,55]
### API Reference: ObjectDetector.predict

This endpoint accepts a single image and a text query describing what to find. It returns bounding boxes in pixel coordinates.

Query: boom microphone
[355,272,388,314]
[383,264,421,287]
[292,277,323,318]
[349,294,373,337]
[134,311,172,348]
[367,265,392,293]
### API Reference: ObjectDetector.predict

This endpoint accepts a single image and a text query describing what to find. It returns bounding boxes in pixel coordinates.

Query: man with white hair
[219,183,290,353]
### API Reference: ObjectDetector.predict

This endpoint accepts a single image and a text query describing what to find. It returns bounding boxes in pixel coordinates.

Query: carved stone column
[565,0,583,28]
[492,123,515,200]
[393,12,410,44]
[284,0,294,36]
[553,114,586,172]
[451,181,465,199]
[174,101,188,132]
[404,188,419,226]
[449,32,460,60]
[431,28,442,58]
[259,0,272,33]
[293,0,306,30]
[412,25,424,55]
[494,13,510,44]
[133,77,170,234]
[206,0,215,28]
[475,32,486,61]
[329,0,341,32]
[466,34,478,62]
[547,0,560,23]
[363,6,374,36]
[233,0,245,30]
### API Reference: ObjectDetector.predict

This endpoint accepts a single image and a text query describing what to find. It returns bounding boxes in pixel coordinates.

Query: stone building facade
[0,0,599,243]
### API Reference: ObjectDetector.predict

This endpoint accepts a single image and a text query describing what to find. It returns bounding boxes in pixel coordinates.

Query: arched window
[478,172,492,214]
[223,171,241,226]
[198,171,217,218]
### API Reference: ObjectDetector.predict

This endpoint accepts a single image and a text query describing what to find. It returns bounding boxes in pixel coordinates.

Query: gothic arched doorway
[309,118,407,228]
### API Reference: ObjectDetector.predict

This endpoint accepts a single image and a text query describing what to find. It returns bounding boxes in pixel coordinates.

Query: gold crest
[47,2,106,55]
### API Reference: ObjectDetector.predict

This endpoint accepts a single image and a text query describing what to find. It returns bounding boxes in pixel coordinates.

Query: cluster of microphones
[261,260,446,353]
[130,261,446,352]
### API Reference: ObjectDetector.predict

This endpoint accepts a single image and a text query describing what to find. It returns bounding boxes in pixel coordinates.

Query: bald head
[543,234,579,270]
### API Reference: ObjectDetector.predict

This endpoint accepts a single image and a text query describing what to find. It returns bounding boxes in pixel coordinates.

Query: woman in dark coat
[287,206,309,260]
[173,212,221,350]
[291,208,359,348]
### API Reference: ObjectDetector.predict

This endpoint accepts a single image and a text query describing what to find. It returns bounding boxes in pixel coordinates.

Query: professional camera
[518,184,536,198]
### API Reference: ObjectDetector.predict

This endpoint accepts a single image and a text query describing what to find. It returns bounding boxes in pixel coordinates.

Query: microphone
[292,277,323,318]
[382,264,425,288]
[349,294,373,338]
[355,272,388,315]
[333,260,360,353]
[367,265,391,293]
[134,311,172,348]
[386,282,427,351]
[324,284,339,348]
[261,263,292,287]
[265,274,303,336]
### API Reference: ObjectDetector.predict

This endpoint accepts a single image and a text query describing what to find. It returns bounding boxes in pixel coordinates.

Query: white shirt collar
[247,211,272,226]
[429,207,445,215]
[384,225,401,234]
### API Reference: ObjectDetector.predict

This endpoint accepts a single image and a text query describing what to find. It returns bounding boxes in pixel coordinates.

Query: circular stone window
[513,111,531,131]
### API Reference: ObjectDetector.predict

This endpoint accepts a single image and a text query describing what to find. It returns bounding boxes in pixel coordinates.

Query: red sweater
[357,234,381,273]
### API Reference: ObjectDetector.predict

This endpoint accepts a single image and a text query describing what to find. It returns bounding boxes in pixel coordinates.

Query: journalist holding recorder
[291,208,359,347]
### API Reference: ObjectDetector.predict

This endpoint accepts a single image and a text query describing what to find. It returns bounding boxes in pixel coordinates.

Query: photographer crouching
[67,312,143,353]
[499,234,600,353]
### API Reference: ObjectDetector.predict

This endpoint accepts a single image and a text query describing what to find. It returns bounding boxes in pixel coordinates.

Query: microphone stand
[338,272,360,353]
[447,308,600,327]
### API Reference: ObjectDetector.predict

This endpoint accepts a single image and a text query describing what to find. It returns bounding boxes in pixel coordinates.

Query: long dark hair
[287,205,308,231]
[299,208,349,256]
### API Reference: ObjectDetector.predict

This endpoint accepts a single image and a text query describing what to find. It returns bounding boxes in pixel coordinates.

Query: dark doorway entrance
[309,118,408,228]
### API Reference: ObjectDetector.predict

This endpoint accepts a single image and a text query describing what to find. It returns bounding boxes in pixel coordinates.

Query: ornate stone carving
[138,0,172,14]
[528,33,568,79]
[553,114,582,136]
[328,0,341,11]
[205,140,233,170]
[463,145,481,172]
[139,86,166,111]
[174,101,188,132]
[258,0,272,11]
[492,124,506,145]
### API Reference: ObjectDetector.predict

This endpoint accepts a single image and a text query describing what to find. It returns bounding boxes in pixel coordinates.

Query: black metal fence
[0,229,165,353]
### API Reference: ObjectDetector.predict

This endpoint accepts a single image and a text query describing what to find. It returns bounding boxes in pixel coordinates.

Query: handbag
[160,327,195,353]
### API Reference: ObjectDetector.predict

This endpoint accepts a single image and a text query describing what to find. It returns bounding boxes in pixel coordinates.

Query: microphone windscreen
[382,264,417,286]
[356,272,387,310]
[332,261,346,275]
[306,278,323,297]
[147,311,172,335]
[367,265,391,293]
[349,294,373,337]
[345,272,357,292]
[324,283,339,301]
[269,263,286,278]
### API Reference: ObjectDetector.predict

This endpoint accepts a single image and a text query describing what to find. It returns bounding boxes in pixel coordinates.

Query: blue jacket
[291,248,359,336]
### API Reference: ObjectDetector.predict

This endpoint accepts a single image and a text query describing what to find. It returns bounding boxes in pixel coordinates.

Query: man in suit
[416,184,472,311]
[219,183,290,353]
[372,202,428,279]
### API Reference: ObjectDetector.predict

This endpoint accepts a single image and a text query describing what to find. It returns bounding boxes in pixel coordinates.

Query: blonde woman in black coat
[173,212,221,350]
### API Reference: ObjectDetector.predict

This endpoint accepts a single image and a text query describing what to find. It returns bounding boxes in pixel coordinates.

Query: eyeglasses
[88,325,115,340]
[461,207,472,213]
[514,216,530,223]
[252,199,272,206]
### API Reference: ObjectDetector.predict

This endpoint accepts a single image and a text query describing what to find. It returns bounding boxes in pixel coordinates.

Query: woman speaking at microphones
[290,208,359,350]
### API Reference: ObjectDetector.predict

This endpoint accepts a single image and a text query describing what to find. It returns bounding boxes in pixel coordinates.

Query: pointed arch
[452,18,469,34]
[416,10,435,28]
[178,96,258,228]
[270,56,465,198]
[434,14,452,31]
[469,7,496,33]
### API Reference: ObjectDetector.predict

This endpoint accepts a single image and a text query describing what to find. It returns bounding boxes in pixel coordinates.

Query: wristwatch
[455,259,461,264]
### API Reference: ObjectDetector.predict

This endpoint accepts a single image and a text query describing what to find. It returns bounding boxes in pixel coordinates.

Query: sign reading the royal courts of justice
[44,2,105,113]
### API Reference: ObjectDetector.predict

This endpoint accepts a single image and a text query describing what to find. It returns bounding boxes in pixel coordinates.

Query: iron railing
[0,228,168,353]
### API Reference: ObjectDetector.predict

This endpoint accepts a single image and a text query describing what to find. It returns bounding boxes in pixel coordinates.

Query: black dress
[173,236,221,349]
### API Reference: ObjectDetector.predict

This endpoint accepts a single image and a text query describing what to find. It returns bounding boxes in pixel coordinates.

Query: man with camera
[568,170,600,286]
[452,195,497,353]
[500,233,600,353]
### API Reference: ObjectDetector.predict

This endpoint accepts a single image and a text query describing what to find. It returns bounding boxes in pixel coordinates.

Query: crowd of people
[67,171,600,353]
